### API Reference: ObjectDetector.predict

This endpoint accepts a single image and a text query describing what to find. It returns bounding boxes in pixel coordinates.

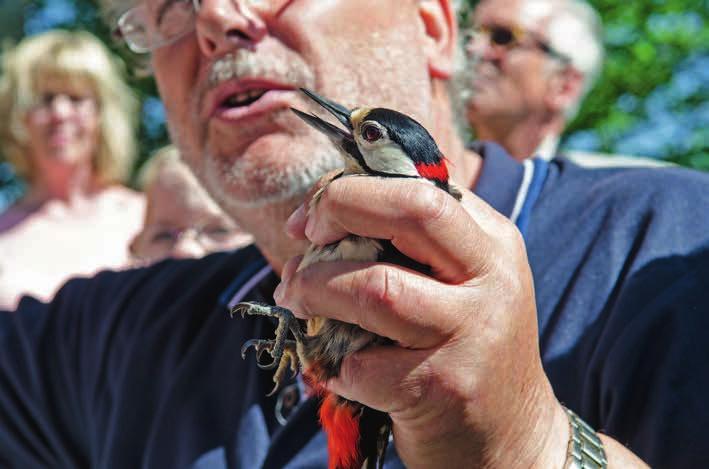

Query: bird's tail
[320,392,362,469]
[319,392,392,469]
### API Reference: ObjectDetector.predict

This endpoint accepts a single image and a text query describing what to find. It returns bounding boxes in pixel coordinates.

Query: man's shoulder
[546,157,709,214]
[561,151,672,169]
[48,244,263,316]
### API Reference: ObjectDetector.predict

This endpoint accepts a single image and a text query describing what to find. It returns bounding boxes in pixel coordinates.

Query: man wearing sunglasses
[1,0,709,468]
[456,0,601,161]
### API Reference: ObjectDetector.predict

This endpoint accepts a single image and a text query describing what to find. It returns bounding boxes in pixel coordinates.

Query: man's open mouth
[220,89,268,109]
[205,80,297,120]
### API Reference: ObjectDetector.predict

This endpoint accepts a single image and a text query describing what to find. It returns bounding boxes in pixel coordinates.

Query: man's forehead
[474,0,520,22]
[475,0,549,30]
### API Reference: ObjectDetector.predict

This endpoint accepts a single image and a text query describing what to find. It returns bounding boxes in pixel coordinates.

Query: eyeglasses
[114,0,201,54]
[114,0,293,54]
[34,92,96,110]
[143,224,238,250]
[464,24,571,64]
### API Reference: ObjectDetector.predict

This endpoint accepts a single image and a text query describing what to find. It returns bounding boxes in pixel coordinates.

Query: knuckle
[391,359,434,413]
[339,352,365,387]
[288,265,317,313]
[405,184,452,227]
[315,178,347,214]
[354,266,400,330]
[504,222,525,251]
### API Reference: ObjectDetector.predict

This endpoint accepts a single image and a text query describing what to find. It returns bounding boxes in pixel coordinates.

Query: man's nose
[195,0,267,57]
[170,236,207,259]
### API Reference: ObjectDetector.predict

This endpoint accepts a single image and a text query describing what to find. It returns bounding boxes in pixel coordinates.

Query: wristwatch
[563,407,608,469]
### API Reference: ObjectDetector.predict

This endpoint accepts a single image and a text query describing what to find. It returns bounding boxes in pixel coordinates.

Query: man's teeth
[223,89,266,107]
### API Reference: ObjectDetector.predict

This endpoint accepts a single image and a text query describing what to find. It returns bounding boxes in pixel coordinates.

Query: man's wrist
[562,407,608,469]
[529,399,571,469]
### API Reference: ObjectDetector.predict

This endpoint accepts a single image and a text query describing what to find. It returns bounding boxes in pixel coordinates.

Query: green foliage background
[1,0,708,209]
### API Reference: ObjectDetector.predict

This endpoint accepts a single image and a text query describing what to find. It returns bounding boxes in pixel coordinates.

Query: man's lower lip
[212,89,295,122]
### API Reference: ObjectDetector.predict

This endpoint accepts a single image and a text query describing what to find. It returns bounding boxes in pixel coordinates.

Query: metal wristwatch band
[563,407,608,469]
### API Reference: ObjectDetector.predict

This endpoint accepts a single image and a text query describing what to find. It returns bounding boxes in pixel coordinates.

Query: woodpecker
[233,88,462,469]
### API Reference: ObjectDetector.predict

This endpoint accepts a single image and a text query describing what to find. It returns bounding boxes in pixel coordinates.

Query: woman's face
[24,77,100,175]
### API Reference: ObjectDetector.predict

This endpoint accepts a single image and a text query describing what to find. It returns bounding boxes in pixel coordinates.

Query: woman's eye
[42,93,56,105]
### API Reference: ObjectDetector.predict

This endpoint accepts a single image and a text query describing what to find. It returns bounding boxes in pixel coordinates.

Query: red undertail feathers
[319,392,362,469]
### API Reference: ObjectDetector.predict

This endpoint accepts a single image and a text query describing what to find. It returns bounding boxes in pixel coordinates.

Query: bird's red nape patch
[319,393,361,469]
[415,160,449,182]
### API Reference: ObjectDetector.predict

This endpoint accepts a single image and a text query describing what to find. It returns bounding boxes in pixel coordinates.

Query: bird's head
[292,89,460,199]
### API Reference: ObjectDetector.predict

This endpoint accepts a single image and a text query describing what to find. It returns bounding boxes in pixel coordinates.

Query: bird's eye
[361,123,383,142]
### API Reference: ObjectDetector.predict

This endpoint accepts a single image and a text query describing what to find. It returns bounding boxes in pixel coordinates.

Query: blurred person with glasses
[452,0,603,161]
[2,1,709,468]
[0,30,144,310]
[129,144,252,263]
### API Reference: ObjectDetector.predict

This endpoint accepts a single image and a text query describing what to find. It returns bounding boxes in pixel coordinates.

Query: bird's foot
[232,302,304,395]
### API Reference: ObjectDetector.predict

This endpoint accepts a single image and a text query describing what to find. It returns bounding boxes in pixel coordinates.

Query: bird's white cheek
[363,144,419,177]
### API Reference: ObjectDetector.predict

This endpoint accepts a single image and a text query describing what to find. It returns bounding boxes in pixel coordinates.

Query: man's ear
[419,0,457,79]
[546,66,584,113]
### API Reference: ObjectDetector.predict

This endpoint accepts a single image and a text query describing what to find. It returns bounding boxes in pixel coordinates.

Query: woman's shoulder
[97,185,146,212]
[0,202,36,234]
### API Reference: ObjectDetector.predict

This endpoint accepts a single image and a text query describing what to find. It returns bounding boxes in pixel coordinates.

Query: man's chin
[200,149,344,213]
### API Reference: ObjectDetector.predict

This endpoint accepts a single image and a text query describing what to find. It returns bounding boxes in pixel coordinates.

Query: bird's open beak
[291,88,354,145]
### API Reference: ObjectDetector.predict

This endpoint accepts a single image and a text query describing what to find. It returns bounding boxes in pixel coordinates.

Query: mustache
[196,48,315,110]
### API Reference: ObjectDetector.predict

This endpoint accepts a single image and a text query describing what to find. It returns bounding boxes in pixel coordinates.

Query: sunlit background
[1,0,708,211]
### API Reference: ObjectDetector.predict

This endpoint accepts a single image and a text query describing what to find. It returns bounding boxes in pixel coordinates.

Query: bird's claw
[233,301,305,395]
[241,339,279,370]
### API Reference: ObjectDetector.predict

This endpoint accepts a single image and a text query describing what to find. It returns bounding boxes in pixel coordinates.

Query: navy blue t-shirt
[2,142,709,468]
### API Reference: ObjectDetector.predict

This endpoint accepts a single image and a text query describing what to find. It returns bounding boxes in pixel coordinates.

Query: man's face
[462,0,554,129]
[149,0,434,219]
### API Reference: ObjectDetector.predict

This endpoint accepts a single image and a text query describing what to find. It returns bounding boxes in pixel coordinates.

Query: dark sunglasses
[465,24,571,64]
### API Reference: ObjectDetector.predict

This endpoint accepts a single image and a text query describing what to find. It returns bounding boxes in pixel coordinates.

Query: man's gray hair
[536,0,604,97]
[454,0,604,119]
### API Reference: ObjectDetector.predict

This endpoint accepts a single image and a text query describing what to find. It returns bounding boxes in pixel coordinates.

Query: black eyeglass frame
[464,23,572,65]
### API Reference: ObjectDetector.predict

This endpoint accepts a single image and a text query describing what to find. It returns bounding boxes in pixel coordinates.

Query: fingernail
[304,216,316,242]
[273,282,285,303]
[280,255,302,282]
[285,204,307,239]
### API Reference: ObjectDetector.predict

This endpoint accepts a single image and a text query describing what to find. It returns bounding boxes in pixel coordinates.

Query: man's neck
[475,115,565,162]
[227,197,310,276]
[430,83,482,190]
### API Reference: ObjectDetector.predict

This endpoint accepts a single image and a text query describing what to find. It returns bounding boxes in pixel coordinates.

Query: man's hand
[276,175,567,468]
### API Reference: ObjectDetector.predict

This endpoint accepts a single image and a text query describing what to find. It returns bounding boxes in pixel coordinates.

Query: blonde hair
[0,30,138,184]
[136,144,184,190]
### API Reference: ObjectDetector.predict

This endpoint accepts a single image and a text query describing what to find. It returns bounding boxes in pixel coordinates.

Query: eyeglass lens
[488,26,516,46]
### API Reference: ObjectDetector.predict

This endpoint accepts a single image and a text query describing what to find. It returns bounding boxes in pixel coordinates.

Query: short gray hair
[531,0,604,97]
[454,0,604,119]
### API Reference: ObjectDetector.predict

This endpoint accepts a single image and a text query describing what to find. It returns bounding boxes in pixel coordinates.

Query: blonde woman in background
[129,145,252,264]
[0,30,144,310]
